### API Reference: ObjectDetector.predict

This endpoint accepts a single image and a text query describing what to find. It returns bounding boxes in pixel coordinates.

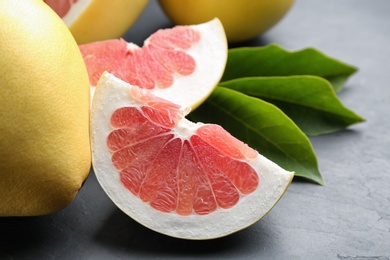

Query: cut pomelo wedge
[44,0,148,44]
[79,18,227,109]
[91,72,294,240]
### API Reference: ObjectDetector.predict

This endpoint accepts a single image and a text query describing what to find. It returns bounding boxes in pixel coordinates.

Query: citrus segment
[44,0,148,44]
[196,124,258,160]
[190,135,259,195]
[80,18,227,109]
[108,106,258,215]
[80,34,199,88]
[91,73,294,239]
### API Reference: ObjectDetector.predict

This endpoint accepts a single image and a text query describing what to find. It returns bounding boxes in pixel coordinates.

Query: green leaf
[219,76,365,136]
[189,86,324,185]
[222,44,358,92]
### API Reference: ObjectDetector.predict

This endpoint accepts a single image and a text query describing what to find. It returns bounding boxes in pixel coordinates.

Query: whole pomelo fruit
[0,0,91,216]
[158,0,295,43]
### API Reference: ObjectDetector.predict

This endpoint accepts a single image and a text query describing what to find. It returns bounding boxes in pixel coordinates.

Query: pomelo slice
[79,18,227,109]
[44,0,148,44]
[91,72,294,240]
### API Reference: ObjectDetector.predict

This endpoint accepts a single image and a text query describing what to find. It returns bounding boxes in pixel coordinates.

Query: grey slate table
[1,0,389,259]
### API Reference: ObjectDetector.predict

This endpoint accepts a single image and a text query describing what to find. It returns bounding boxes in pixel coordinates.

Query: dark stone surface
[1,0,389,259]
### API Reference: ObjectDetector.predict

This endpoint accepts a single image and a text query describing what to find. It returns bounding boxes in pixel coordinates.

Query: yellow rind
[158,0,294,43]
[69,0,149,44]
[0,0,91,216]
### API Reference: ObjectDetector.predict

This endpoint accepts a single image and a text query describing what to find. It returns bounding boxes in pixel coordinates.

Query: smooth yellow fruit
[0,0,91,216]
[158,0,295,43]
[45,0,149,44]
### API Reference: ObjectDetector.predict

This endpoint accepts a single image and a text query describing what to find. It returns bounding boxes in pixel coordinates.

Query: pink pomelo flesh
[107,87,259,216]
[79,26,200,89]
[44,0,77,18]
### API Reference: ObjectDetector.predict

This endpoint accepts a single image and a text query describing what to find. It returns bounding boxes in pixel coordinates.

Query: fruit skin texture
[158,0,294,43]
[0,0,91,216]
[56,0,149,44]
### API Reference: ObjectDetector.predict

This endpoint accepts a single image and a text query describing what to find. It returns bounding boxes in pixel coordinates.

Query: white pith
[91,72,294,240]
[174,119,202,139]
[62,0,92,26]
[159,18,226,109]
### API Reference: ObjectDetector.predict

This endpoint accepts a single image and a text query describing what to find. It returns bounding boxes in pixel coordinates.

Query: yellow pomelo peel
[0,0,91,216]
[46,0,149,44]
[158,0,294,43]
